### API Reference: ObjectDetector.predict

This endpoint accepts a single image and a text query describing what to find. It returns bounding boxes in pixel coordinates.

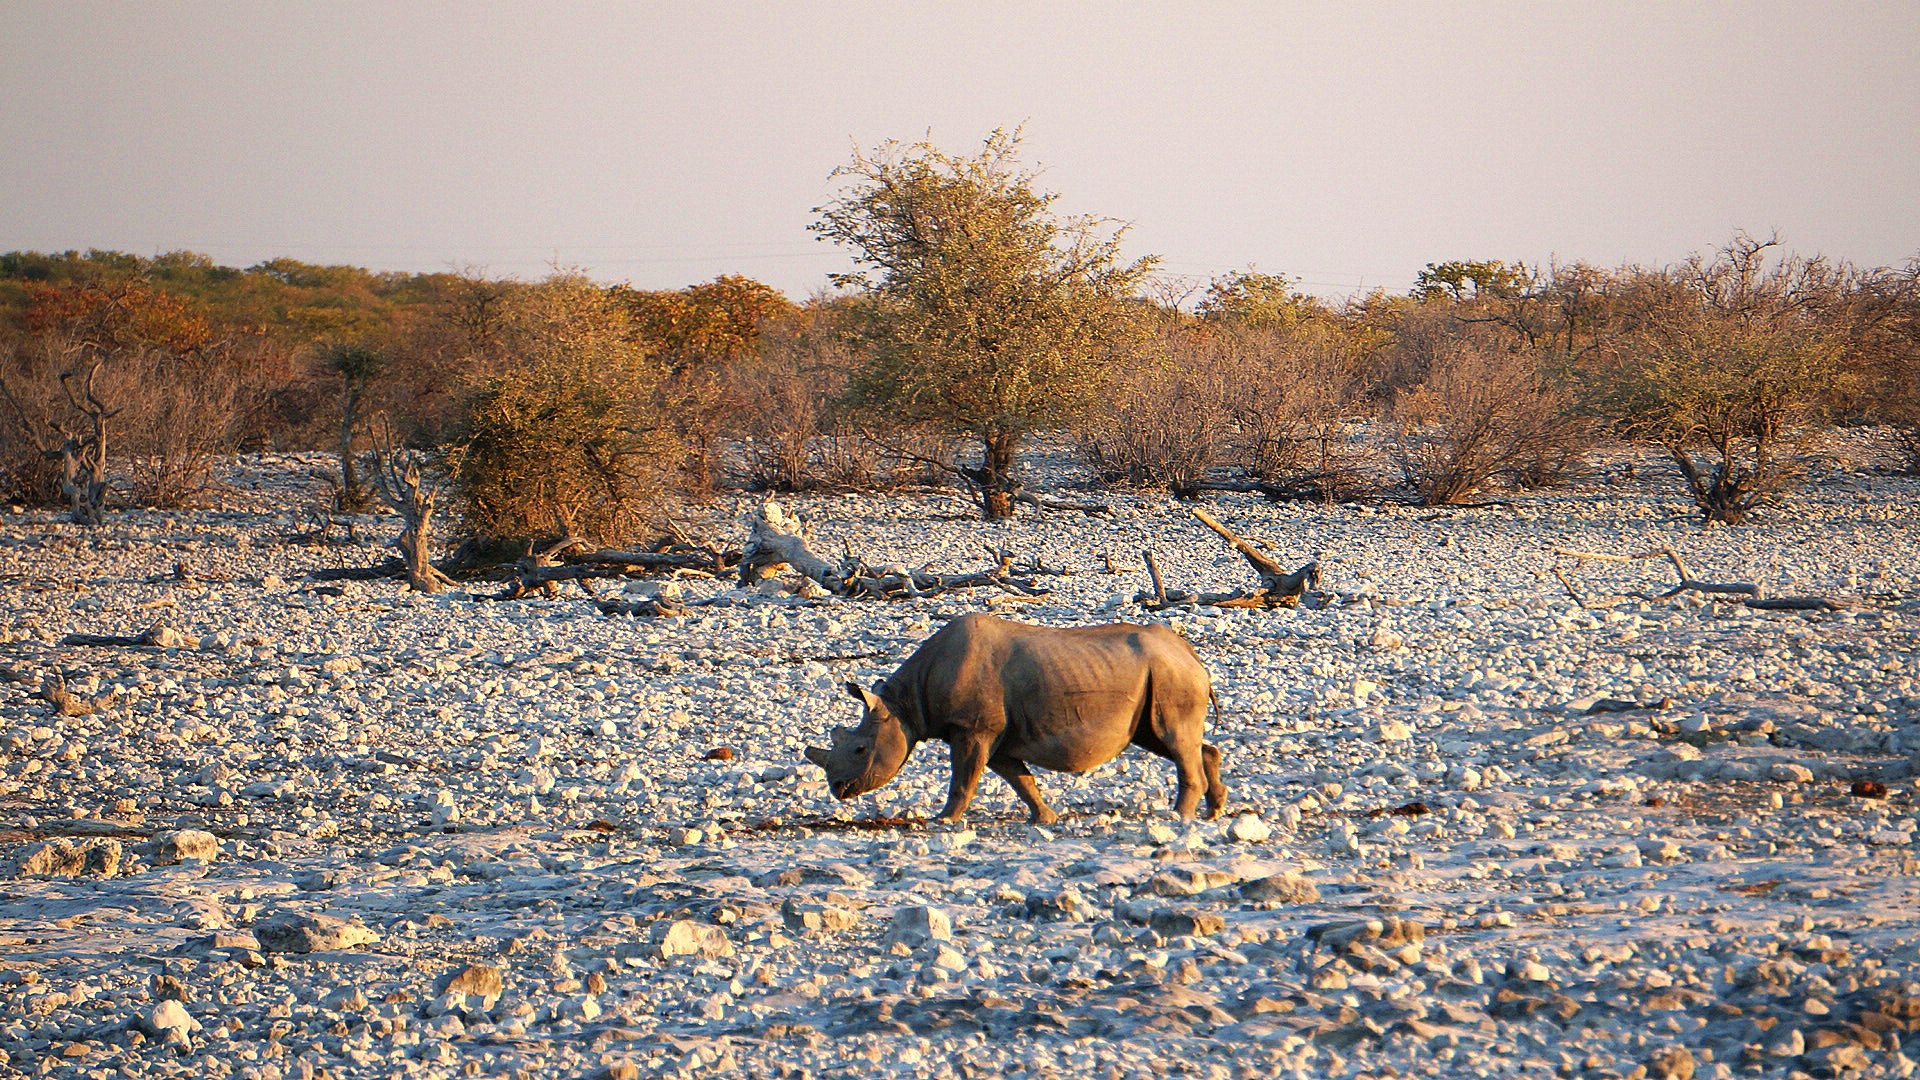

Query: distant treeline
[1,232,1916,534]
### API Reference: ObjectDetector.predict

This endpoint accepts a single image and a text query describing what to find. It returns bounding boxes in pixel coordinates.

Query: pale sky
[3,2,1916,300]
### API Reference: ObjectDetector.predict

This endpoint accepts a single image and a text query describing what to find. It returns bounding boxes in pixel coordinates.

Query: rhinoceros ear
[844,681,883,711]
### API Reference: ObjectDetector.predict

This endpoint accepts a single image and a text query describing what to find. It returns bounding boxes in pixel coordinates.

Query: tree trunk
[396,519,446,593]
[370,417,454,594]
[1669,446,1751,525]
[58,366,113,526]
[337,377,369,512]
[980,430,1018,521]
[57,436,100,526]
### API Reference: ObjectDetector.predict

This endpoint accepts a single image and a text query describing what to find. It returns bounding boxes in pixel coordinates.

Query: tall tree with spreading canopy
[813,128,1155,518]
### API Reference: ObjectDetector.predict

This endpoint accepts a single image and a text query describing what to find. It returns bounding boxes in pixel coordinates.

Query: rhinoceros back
[899,615,1210,772]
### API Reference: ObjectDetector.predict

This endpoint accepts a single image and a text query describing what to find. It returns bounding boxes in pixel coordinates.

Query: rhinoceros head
[803,682,910,800]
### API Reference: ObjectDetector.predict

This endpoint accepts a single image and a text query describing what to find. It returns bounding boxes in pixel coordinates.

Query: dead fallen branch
[1012,489,1110,517]
[593,597,688,618]
[1551,547,1841,611]
[35,674,100,717]
[59,622,198,649]
[492,536,738,601]
[1585,697,1673,714]
[1172,475,1370,504]
[772,651,892,665]
[1136,509,1322,610]
[320,533,737,601]
[311,557,409,582]
[569,549,734,571]
[287,502,363,547]
[1144,549,1168,605]
[736,499,1053,601]
[983,545,1069,577]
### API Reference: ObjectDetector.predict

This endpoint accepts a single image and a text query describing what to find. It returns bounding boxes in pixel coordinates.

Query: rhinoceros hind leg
[1130,725,1207,820]
[989,756,1058,825]
[1200,743,1226,820]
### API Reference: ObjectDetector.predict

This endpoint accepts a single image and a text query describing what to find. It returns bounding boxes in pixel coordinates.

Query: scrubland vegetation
[2,132,1916,543]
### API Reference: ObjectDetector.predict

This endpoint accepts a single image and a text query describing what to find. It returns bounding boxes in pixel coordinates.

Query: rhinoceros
[804,614,1225,824]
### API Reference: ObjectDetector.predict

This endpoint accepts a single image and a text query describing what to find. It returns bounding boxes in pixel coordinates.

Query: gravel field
[2,447,1918,1080]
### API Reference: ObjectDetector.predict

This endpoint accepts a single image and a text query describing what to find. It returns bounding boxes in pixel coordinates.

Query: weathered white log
[737,500,845,592]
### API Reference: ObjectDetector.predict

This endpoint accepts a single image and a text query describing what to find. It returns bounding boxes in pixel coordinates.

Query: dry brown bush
[0,337,246,510]
[813,428,886,488]
[1077,345,1235,489]
[727,309,850,491]
[0,340,75,505]
[1390,332,1591,506]
[1230,323,1370,486]
[117,352,244,507]
[724,307,963,493]
[1080,319,1369,493]
[1842,260,1920,472]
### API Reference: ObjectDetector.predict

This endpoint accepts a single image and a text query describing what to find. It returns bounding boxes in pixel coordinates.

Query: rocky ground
[1,447,1918,1080]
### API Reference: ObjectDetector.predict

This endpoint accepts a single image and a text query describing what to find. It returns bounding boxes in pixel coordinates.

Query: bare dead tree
[56,364,119,525]
[0,361,121,526]
[370,414,455,594]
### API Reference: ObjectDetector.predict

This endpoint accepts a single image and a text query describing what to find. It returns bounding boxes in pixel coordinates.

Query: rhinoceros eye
[854,743,869,756]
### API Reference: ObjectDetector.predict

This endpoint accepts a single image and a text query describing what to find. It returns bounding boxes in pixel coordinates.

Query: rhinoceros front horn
[804,746,830,768]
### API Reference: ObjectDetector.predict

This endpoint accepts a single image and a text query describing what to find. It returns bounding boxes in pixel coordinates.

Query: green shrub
[447,275,680,544]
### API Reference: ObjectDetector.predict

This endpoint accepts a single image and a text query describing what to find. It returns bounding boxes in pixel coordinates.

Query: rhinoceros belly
[1001,688,1142,773]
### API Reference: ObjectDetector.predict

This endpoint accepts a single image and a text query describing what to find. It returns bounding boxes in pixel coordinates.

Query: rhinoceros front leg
[989,755,1058,826]
[935,738,991,822]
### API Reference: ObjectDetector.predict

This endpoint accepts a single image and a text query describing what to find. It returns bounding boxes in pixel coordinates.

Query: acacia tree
[1583,235,1846,524]
[1196,270,1325,330]
[813,129,1155,519]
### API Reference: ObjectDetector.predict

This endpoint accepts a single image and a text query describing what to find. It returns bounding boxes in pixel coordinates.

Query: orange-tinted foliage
[22,279,213,357]
[616,275,797,369]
